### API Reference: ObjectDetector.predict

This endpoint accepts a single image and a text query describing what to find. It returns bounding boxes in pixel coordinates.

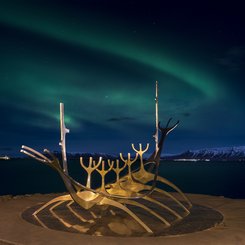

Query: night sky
[0,1,245,156]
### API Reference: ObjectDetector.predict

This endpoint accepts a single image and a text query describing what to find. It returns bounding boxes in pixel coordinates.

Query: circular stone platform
[21,202,222,237]
[0,193,245,244]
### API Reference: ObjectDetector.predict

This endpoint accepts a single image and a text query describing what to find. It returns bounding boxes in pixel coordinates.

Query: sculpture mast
[59,103,70,174]
[155,81,159,156]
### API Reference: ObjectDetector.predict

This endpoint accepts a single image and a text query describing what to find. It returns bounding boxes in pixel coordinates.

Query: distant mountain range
[6,146,245,162]
[53,146,245,161]
[163,146,245,161]
[52,151,117,160]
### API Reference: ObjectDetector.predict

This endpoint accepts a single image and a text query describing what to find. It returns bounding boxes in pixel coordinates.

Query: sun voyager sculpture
[21,81,192,235]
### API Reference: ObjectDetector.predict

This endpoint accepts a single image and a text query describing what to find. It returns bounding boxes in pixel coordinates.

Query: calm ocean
[0,159,244,199]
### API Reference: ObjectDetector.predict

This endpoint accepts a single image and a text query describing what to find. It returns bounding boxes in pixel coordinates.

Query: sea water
[0,159,244,198]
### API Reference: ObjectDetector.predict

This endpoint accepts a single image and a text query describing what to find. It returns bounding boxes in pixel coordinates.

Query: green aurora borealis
[0,1,245,155]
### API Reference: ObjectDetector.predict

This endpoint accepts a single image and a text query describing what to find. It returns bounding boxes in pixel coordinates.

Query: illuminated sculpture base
[22,194,223,237]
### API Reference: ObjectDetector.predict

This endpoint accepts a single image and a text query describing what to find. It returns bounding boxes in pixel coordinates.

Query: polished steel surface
[20,82,192,234]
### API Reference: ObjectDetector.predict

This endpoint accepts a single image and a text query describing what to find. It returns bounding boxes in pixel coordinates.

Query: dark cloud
[182,112,191,117]
[107,117,135,122]
[217,46,245,71]
[0,1,244,154]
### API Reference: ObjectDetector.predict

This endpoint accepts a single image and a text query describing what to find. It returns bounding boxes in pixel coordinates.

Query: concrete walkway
[0,193,244,245]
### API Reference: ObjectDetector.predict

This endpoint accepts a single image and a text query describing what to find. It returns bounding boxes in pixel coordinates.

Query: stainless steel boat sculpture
[21,82,192,234]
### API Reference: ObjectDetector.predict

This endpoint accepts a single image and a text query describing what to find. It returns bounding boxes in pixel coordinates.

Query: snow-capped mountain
[52,151,117,160]
[164,146,245,161]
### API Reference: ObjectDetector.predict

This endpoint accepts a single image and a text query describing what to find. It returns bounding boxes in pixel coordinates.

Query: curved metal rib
[20,86,192,234]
